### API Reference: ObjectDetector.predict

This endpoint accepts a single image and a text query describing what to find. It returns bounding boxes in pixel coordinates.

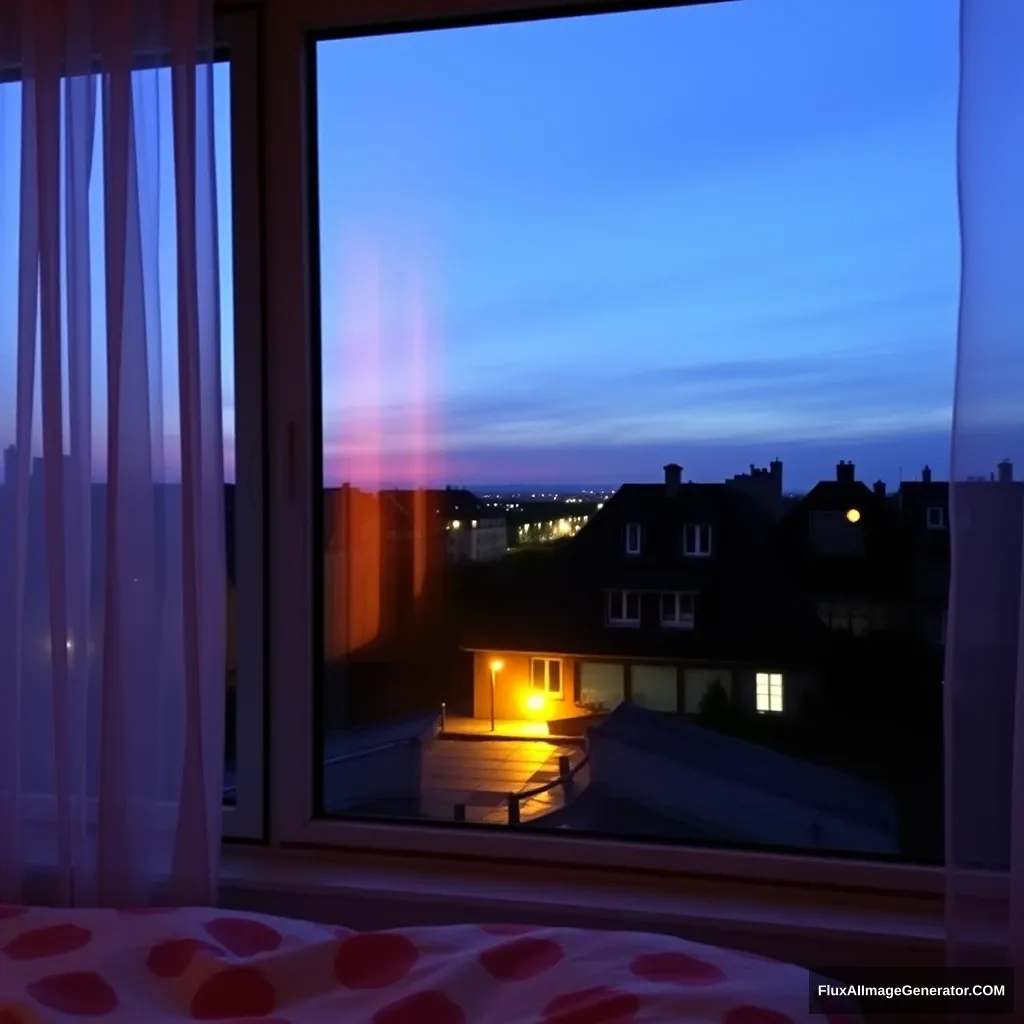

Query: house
[462,461,824,725]
[431,488,508,563]
[772,461,913,637]
[896,465,950,646]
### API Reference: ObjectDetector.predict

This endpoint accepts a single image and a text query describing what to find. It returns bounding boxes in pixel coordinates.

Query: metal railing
[451,749,591,825]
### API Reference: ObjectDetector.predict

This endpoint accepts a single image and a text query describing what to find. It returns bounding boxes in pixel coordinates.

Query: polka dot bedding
[0,904,859,1022]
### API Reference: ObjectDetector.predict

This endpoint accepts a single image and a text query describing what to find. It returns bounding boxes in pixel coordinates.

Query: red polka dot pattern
[189,966,276,1020]
[0,907,847,1023]
[478,937,564,981]
[203,917,283,958]
[372,990,466,1024]
[27,971,118,1016]
[4,923,93,960]
[334,933,419,989]
[722,1008,795,1024]
[147,937,224,978]
[630,951,726,985]
[542,986,641,1024]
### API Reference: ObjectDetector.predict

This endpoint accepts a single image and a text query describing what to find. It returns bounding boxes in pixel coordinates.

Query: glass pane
[531,658,546,689]
[315,0,953,858]
[214,64,238,808]
[579,662,625,712]
[684,669,734,715]
[632,664,678,713]
[547,660,561,694]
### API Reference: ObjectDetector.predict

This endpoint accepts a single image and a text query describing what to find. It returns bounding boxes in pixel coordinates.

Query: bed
[0,904,856,1022]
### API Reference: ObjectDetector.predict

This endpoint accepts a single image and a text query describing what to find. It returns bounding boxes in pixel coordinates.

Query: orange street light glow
[490,659,504,672]
[526,693,545,712]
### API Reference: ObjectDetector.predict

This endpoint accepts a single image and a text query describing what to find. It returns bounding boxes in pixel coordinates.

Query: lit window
[682,523,712,557]
[607,590,641,626]
[531,657,562,696]
[756,672,784,713]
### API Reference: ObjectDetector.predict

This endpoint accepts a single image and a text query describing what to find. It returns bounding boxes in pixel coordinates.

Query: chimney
[873,480,886,497]
[664,463,682,496]
[922,465,932,484]
[836,460,855,484]
[998,459,1013,485]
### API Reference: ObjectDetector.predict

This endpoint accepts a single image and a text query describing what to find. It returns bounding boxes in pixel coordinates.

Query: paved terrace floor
[442,715,556,739]
[421,736,583,824]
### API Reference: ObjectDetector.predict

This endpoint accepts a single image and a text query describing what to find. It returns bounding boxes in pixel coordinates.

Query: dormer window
[607,590,640,626]
[660,592,695,629]
[927,506,947,530]
[624,522,642,555]
[682,523,712,557]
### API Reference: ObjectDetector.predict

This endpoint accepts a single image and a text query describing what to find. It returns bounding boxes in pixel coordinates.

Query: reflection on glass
[316,0,957,858]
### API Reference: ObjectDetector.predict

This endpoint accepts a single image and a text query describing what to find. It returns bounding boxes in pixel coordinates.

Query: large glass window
[312,0,955,860]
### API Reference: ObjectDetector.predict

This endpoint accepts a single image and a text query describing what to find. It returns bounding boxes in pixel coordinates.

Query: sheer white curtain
[0,0,225,907]
[947,0,1024,988]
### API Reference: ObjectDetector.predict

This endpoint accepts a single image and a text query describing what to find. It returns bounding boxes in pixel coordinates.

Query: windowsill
[218,844,944,967]
[606,620,641,628]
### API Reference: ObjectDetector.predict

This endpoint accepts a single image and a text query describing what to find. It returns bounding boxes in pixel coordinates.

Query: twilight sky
[316,0,963,491]
[0,0,966,493]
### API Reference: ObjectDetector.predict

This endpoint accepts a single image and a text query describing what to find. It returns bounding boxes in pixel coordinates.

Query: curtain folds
[947,0,1024,981]
[0,0,224,907]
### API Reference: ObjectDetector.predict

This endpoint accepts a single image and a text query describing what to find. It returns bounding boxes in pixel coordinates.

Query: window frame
[682,522,712,557]
[755,671,784,714]
[926,505,947,530]
[624,521,643,555]
[530,656,563,696]
[261,0,948,900]
[607,588,641,626]
[660,590,694,628]
[217,6,266,843]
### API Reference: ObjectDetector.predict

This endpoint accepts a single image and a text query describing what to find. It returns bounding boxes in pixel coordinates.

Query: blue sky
[0,0,965,492]
[316,0,963,490]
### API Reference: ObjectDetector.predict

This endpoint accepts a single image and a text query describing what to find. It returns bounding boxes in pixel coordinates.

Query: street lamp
[489,659,504,732]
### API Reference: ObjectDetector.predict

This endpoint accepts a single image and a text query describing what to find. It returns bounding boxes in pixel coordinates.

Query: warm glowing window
[531,657,562,696]
[756,672,784,713]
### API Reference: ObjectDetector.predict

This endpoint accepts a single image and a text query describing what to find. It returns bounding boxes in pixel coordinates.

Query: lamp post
[489,659,504,732]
